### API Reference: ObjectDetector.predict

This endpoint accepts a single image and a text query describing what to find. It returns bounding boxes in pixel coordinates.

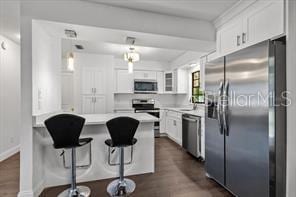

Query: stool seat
[53,137,93,149]
[105,138,137,147]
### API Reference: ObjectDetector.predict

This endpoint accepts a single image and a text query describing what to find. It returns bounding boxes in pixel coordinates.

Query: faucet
[189,96,198,110]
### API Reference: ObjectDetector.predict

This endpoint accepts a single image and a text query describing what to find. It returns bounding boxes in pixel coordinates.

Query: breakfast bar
[32,113,158,190]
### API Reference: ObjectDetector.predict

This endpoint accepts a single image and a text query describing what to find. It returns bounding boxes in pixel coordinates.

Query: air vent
[75,45,84,50]
[126,37,136,45]
[65,29,77,38]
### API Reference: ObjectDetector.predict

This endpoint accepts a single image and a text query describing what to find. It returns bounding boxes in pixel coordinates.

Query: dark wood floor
[41,137,232,197]
[0,153,20,197]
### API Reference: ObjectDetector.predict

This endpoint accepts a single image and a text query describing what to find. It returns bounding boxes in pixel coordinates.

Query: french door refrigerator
[205,40,286,197]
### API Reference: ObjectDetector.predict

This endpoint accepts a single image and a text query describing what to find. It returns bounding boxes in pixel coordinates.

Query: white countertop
[164,107,205,117]
[34,113,158,128]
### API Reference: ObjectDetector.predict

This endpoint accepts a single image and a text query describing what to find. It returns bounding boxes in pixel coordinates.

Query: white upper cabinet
[82,67,105,95]
[114,69,187,94]
[217,18,243,56]
[216,0,285,57]
[115,69,134,93]
[134,70,157,80]
[243,1,284,46]
[157,71,164,93]
[174,69,188,94]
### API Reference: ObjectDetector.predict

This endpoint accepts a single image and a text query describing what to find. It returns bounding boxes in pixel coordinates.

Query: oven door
[134,80,158,94]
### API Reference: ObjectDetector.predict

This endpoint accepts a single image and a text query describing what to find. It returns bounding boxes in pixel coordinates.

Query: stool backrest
[44,114,85,149]
[106,117,139,147]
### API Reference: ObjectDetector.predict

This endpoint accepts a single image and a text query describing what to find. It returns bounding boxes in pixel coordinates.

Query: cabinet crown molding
[214,0,256,29]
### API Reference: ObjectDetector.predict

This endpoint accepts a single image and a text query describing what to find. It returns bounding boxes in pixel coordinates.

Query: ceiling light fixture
[123,37,140,73]
[65,29,77,72]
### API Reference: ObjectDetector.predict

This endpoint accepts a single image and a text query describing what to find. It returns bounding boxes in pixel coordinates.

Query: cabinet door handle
[94,88,96,93]
[242,33,246,44]
[237,35,241,46]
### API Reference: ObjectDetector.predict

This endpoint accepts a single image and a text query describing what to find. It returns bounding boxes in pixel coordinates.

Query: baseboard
[17,180,44,197]
[17,191,34,197]
[0,145,20,162]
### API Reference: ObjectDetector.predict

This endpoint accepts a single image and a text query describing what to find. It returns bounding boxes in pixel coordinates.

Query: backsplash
[114,94,180,109]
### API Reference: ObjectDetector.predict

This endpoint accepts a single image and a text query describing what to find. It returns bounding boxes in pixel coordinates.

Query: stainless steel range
[132,99,160,137]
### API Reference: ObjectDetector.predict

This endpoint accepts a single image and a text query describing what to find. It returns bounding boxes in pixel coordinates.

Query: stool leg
[107,147,136,197]
[119,147,124,183]
[69,148,77,195]
[58,148,91,197]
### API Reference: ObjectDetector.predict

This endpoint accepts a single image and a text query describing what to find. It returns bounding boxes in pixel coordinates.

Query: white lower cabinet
[176,119,182,145]
[82,96,106,114]
[201,117,205,159]
[166,110,182,145]
[159,109,166,133]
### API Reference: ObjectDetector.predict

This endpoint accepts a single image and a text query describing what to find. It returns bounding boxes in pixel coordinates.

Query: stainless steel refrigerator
[205,40,286,197]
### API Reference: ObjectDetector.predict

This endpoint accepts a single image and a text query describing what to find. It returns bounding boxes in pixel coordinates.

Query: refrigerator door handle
[223,80,229,136]
[217,81,224,135]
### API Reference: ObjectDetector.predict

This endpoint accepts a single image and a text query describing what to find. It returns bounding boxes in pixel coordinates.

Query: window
[192,71,203,103]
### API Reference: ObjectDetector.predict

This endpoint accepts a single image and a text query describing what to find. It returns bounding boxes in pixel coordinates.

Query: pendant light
[65,29,77,72]
[128,59,133,73]
[67,51,74,71]
[123,37,140,73]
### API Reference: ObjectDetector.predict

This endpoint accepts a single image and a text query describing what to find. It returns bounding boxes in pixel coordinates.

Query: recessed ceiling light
[1,42,7,50]
[190,63,197,67]
[75,44,84,50]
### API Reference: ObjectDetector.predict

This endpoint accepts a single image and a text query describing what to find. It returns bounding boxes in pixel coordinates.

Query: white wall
[286,0,296,196]
[32,21,61,115]
[0,35,20,161]
[115,94,177,109]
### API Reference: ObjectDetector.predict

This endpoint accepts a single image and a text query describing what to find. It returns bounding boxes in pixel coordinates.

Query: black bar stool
[44,114,93,197]
[105,117,139,196]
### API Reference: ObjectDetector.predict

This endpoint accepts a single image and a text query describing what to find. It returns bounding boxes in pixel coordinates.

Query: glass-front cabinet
[164,71,174,93]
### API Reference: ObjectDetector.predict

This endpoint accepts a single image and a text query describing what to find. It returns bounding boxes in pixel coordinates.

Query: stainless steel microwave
[134,80,158,94]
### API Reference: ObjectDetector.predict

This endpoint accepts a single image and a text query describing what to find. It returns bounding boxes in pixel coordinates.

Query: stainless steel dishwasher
[182,114,201,158]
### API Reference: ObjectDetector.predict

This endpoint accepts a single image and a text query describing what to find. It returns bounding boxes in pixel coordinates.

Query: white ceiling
[62,39,186,62]
[36,20,212,62]
[85,0,239,21]
[0,1,20,43]
[39,20,215,52]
